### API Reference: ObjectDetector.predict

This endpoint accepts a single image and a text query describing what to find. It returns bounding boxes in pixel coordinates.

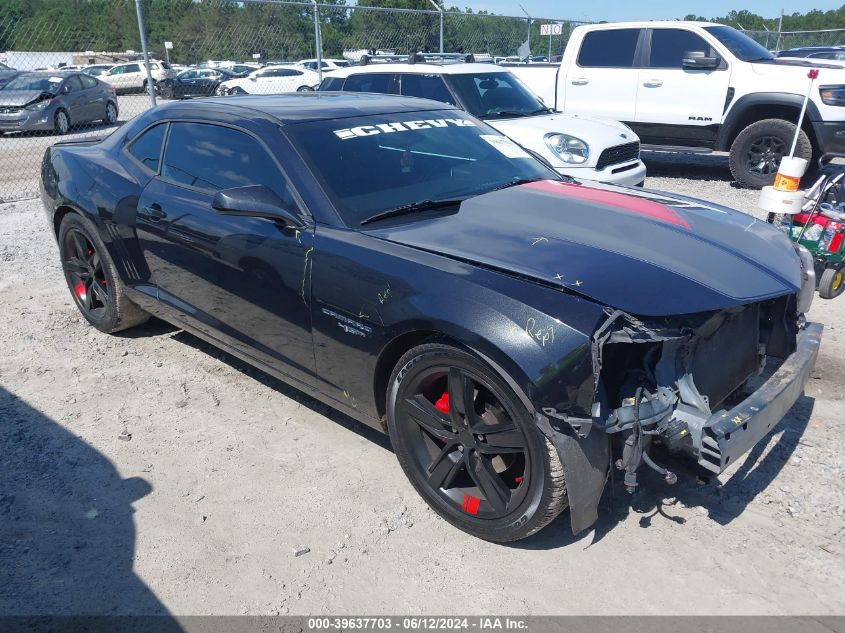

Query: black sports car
[157,67,238,99]
[40,93,822,542]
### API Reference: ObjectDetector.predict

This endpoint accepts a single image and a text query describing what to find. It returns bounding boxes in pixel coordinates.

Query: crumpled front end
[543,289,822,535]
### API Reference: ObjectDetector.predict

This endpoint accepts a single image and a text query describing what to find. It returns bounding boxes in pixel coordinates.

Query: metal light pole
[520,5,531,58]
[427,0,444,54]
[776,8,784,51]
[133,0,156,108]
[311,0,323,85]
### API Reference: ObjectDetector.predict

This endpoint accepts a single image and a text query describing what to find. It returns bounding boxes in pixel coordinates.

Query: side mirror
[212,185,303,227]
[682,50,721,70]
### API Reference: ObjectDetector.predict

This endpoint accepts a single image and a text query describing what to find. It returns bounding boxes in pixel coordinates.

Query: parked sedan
[40,94,821,542]
[0,71,117,135]
[158,67,238,99]
[218,66,320,95]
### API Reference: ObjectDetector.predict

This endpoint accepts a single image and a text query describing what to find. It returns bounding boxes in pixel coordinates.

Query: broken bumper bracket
[697,322,823,474]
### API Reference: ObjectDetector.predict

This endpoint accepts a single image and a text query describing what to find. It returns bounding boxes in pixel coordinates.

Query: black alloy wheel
[58,214,149,333]
[387,343,567,542]
[746,135,787,178]
[62,227,111,320]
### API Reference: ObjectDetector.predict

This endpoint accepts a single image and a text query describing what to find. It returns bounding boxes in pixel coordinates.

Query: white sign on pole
[252,53,261,59]
[164,41,173,50]
[540,23,562,36]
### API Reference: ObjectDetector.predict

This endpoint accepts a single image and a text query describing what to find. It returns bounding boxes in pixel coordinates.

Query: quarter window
[343,73,394,94]
[577,28,640,68]
[649,29,715,68]
[128,123,167,172]
[161,122,295,206]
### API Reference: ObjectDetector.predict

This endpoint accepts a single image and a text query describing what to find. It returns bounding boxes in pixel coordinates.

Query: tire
[58,213,149,333]
[296,85,314,92]
[54,109,70,135]
[102,101,118,125]
[819,266,844,299]
[386,342,568,542]
[729,118,813,189]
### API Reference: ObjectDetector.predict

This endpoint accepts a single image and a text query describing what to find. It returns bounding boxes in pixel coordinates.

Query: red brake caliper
[434,392,449,414]
[73,282,87,301]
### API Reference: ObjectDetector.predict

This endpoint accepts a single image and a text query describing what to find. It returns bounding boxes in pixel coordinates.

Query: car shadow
[169,329,393,453]
[641,150,736,183]
[0,386,181,625]
[510,394,815,550]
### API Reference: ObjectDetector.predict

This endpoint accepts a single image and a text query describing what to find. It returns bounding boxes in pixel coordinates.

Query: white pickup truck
[508,21,845,188]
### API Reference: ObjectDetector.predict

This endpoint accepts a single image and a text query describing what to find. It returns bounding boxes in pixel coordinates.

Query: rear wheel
[729,118,812,189]
[58,214,149,333]
[819,265,844,299]
[386,342,568,542]
[296,85,314,92]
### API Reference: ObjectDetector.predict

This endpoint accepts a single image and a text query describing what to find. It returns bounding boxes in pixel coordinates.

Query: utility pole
[310,0,323,84]
[133,0,156,108]
[427,0,444,54]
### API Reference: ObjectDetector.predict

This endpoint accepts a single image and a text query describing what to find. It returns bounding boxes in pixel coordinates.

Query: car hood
[487,112,637,145]
[366,180,801,316]
[0,90,52,107]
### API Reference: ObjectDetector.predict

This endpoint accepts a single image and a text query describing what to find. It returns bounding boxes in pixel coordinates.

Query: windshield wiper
[486,177,546,193]
[359,198,464,226]
[484,110,532,119]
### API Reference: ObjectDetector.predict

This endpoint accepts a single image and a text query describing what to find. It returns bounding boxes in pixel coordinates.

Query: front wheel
[386,343,568,542]
[819,265,844,299]
[729,118,813,189]
[58,214,149,333]
[54,109,70,135]
[296,85,314,92]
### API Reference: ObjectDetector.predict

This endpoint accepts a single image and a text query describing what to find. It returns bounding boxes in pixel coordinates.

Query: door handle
[643,79,664,88]
[139,203,167,222]
[571,78,589,86]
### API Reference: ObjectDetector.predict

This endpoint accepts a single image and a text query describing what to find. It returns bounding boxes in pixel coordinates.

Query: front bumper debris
[697,322,823,473]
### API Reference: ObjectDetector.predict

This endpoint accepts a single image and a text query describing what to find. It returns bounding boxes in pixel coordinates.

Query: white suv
[321,62,646,186]
[103,60,175,93]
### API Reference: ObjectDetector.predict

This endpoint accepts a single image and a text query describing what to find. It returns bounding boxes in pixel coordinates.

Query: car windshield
[284,109,555,226]
[3,74,64,92]
[447,72,549,119]
[703,25,775,62]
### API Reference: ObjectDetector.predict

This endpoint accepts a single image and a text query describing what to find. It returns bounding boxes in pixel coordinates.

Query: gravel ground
[0,156,844,617]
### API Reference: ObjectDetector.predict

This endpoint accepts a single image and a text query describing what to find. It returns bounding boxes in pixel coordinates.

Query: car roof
[155,92,459,124]
[328,62,506,79]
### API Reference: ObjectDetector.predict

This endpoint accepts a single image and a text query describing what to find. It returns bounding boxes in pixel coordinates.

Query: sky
[461,0,843,22]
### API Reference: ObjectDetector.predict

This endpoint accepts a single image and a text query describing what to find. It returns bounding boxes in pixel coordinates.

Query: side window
[63,76,83,92]
[577,29,640,68]
[343,73,394,94]
[126,64,140,74]
[649,29,714,68]
[128,123,167,172]
[161,122,296,207]
[180,70,197,79]
[80,74,98,89]
[109,65,124,75]
[399,74,454,104]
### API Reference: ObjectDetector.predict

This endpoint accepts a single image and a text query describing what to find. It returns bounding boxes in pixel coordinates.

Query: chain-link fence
[0,1,842,203]
[743,28,845,51]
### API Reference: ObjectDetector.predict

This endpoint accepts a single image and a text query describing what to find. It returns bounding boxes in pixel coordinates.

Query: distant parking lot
[0,94,151,203]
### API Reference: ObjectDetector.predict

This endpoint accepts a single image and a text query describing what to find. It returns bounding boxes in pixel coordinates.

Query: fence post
[427,0,444,53]
[311,0,322,84]
[133,0,157,108]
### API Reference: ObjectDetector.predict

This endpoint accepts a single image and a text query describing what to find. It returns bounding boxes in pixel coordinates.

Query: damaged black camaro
[39,93,822,542]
